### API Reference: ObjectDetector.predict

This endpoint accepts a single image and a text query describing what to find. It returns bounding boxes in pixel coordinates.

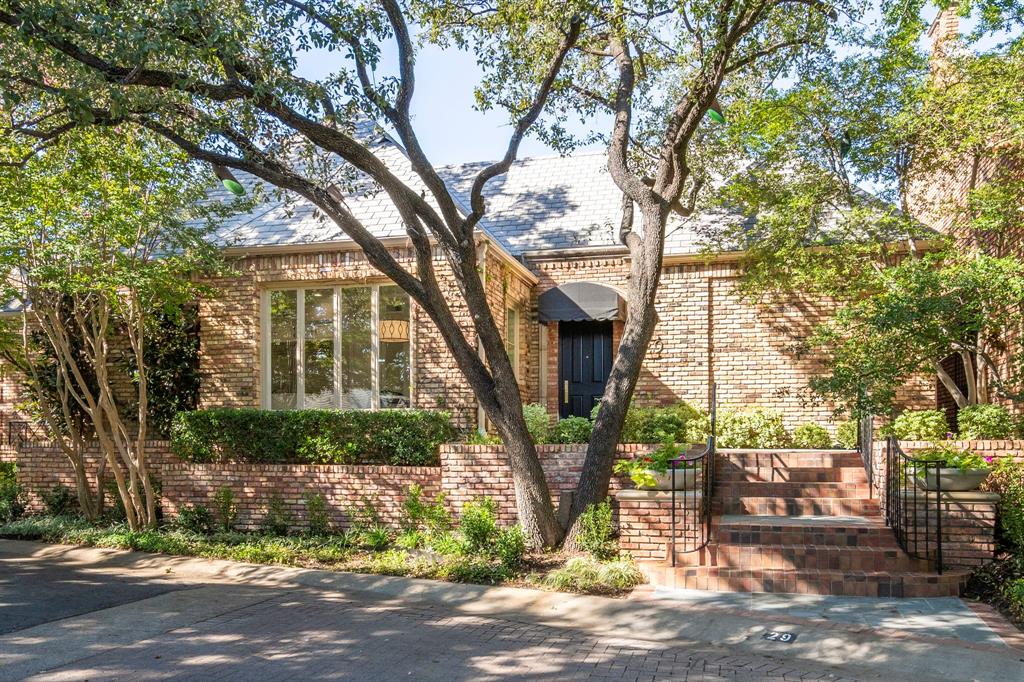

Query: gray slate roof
[210,130,741,257]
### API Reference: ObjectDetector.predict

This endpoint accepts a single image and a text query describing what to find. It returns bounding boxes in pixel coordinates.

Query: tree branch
[464,15,583,233]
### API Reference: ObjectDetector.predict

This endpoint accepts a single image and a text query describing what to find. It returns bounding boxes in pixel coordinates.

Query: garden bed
[0,512,645,598]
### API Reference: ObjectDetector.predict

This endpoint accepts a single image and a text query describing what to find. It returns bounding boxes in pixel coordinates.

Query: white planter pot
[915,468,990,492]
[639,468,698,491]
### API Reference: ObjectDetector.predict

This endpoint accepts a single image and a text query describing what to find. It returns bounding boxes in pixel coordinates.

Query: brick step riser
[716,497,881,517]
[717,453,864,469]
[638,564,965,598]
[671,544,930,572]
[713,526,900,549]
[716,468,868,484]
[714,483,872,499]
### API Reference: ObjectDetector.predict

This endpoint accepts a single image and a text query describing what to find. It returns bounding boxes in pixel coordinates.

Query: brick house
[180,128,934,438]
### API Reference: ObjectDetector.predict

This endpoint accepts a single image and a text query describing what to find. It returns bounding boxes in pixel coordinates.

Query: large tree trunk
[563,206,666,547]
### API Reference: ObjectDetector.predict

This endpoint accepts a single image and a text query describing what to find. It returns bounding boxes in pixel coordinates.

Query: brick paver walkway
[28,587,861,681]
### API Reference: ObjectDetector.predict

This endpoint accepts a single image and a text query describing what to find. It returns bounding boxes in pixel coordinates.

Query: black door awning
[538,282,627,323]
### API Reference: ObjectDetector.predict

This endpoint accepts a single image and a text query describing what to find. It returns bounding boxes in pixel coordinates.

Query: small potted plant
[614,439,702,490]
[911,443,993,492]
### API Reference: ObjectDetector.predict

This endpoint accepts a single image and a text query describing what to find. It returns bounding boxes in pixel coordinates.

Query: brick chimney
[928,4,960,78]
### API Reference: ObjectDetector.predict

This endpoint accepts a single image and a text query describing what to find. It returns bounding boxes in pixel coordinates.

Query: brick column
[615,489,704,561]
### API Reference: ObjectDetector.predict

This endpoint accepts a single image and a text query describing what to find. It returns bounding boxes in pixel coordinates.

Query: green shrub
[522,403,551,444]
[576,499,617,560]
[690,407,791,448]
[41,484,75,516]
[437,556,510,584]
[957,404,1014,439]
[1005,578,1024,621]
[464,431,502,445]
[460,497,499,554]
[213,486,238,532]
[402,484,451,535]
[494,525,527,568]
[171,408,455,466]
[835,421,858,449]
[260,494,293,536]
[550,416,593,444]
[296,433,358,464]
[883,410,949,441]
[542,556,645,595]
[395,529,424,549]
[616,401,703,444]
[359,525,392,550]
[177,504,215,534]
[986,456,1024,551]
[304,492,331,535]
[792,423,831,449]
[0,464,24,523]
[347,497,383,532]
[427,531,465,557]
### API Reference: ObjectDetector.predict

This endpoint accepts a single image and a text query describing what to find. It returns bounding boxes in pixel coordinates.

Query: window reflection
[267,285,411,410]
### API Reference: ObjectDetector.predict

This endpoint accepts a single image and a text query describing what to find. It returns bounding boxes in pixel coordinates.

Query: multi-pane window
[264,285,411,410]
[505,307,520,379]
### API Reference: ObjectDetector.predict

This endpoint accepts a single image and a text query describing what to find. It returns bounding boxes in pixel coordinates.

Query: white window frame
[261,283,413,410]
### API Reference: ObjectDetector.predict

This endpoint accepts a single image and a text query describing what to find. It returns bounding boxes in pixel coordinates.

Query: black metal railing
[885,436,944,574]
[670,384,717,564]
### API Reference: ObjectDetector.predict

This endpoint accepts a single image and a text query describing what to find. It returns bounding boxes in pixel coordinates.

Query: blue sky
[296,40,605,167]
[292,4,1016,168]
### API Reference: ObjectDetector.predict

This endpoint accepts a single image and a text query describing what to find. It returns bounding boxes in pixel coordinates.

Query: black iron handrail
[884,436,944,574]
[670,383,717,564]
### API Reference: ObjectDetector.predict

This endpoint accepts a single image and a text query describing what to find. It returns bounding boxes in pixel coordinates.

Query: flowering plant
[613,438,697,488]
[913,443,991,471]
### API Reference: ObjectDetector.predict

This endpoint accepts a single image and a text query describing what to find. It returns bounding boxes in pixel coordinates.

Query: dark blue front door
[558,321,613,419]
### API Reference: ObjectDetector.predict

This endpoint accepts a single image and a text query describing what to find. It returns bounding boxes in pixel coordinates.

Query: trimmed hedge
[171,408,454,466]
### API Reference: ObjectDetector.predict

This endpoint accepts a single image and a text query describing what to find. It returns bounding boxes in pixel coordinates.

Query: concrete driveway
[0,540,1021,681]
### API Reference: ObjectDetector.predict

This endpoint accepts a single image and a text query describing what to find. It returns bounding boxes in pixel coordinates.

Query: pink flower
[985,456,995,463]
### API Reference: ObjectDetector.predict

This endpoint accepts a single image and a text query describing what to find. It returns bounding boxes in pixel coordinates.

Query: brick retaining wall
[161,462,441,532]
[899,491,1000,567]
[438,443,650,524]
[617,490,704,560]
[15,441,172,512]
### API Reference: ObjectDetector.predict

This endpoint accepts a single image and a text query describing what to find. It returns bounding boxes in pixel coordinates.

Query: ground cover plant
[966,455,1024,629]
[0,487,645,597]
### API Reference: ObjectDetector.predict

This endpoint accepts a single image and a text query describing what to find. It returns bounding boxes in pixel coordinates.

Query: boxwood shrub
[171,408,454,466]
[957,404,1014,440]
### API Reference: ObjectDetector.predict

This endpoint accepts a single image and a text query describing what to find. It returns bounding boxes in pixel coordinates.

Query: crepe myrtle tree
[0,0,845,545]
[0,129,232,527]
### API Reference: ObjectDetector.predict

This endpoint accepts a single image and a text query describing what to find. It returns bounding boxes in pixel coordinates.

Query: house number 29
[761,631,798,643]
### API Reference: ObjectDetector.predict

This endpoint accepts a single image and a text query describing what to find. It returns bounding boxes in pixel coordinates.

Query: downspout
[477,241,489,435]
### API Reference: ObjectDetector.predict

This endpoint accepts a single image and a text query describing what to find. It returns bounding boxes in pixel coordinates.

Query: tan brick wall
[161,462,441,532]
[616,491,704,560]
[198,247,509,431]
[439,443,644,524]
[15,440,172,512]
[532,256,933,431]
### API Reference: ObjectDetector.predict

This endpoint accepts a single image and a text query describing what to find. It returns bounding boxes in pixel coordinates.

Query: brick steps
[716,466,868,484]
[716,495,881,517]
[629,448,969,598]
[670,543,930,572]
[714,515,900,548]
[637,562,969,598]
[717,449,863,469]
[714,481,871,499]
